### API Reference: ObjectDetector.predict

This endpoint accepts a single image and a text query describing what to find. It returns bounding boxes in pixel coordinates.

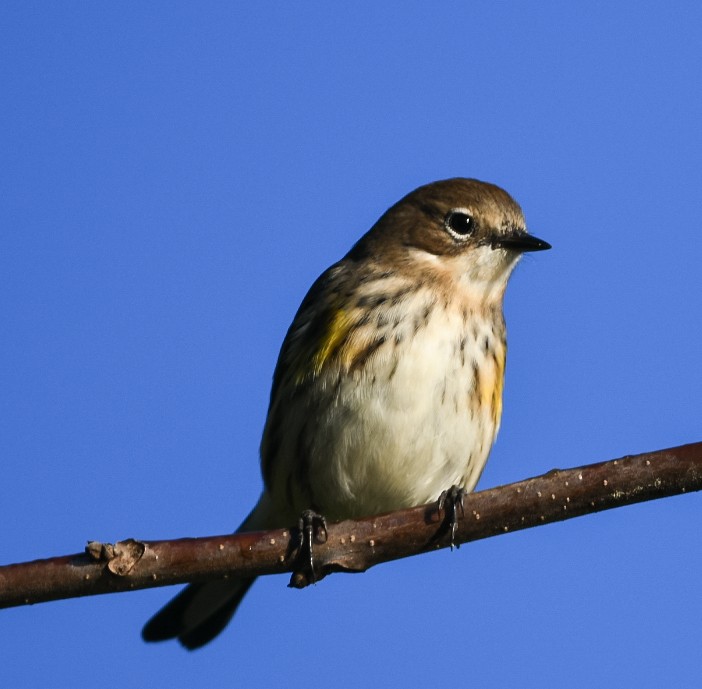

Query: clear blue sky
[2,3,701,687]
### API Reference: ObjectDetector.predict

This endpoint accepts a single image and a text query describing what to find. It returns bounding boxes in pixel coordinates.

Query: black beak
[492,231,551,253]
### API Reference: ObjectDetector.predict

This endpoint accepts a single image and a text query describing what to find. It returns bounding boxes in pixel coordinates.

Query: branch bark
[1,441,701,609]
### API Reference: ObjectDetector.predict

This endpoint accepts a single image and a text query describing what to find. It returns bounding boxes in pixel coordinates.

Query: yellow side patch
[292,307,372,384]
[312,308,352,375]
[479,344,506,428]
[292,309,352,385]
[491,346,505,428]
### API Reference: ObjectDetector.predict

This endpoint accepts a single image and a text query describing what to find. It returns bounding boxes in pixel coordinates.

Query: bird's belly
[301,322,502,519]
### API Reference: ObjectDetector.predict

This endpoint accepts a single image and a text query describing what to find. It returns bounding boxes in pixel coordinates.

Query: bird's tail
[141,576,255,649]
[142,493,276,650]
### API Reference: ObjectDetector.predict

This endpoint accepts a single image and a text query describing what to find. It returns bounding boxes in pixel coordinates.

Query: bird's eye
[445,211,475,240]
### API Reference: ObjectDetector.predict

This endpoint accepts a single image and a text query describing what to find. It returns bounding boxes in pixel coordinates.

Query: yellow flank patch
[311,308,353,376]
[479,344,505,427]
[292,307,370,384]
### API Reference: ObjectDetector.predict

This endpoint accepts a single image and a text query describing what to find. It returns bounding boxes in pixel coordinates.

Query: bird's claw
[437,486,466,550]
[293,509,328,585]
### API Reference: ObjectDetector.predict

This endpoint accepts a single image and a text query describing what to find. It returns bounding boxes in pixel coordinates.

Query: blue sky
[2,3,701,687]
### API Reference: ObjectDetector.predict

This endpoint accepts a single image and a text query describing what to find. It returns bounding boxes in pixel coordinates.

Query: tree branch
[1,441,701,609]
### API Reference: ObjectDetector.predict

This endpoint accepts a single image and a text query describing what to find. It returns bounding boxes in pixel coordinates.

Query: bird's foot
[289,509,328,588]
[437,486,467,550]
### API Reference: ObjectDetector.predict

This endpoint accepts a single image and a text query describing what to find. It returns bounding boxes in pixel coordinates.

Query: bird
[142,177,550,649]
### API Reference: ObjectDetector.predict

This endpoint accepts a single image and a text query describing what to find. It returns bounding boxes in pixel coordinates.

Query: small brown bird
[142,178,550,648]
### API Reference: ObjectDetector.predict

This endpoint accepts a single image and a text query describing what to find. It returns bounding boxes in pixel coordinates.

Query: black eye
[445,211,475,240]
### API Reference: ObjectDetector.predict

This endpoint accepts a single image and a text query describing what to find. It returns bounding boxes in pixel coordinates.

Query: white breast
[286,289,504,519]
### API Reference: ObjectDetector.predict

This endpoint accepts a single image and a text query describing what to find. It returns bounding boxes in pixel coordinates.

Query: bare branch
[1,441,701,609]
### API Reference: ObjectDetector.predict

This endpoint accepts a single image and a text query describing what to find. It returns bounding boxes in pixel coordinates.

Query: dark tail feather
[143,495,275,649]
[142,577,256,650]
